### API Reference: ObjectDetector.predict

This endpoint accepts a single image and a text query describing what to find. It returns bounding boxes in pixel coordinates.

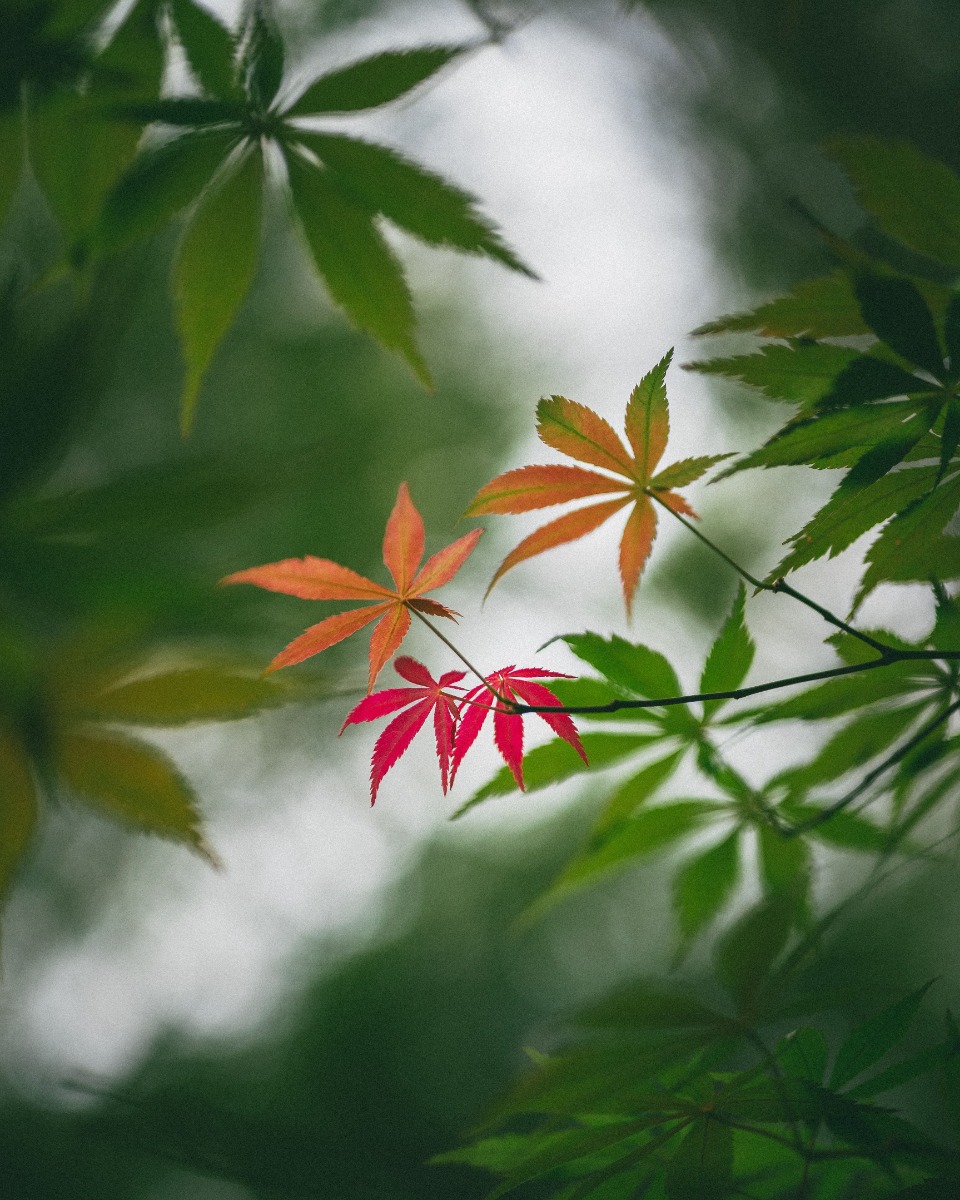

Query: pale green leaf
[59,730,214,861]
[175,147,262,433]
[562,632,682,699]
[700,585,754,717]
[595,751,684,832]
[674,828,741,942]
[83,666,297,726]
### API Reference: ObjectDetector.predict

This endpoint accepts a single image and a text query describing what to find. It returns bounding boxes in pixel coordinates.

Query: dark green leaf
[847,1039,956,1100]
[0,110,24,228]
[858,473,960,603]
[596,751,684,832]
[96,128,239,252]
[175,147,263,432]
[821,354,931,409]
[718,401,920,480]
[854,273,944,378]
[286,45,465,116]
[758,825,810,914]
[716,892,794,1013]
[295,132,533,275]
[242,1,284,108]
[108,97,244,126]
[93,0,164,103]
[945,293,960,374]
[700,586,754,717]
[777,1027,828,1084]
[693,271,868,339]
[562,632,682,699]
[286,148,429,387]
[828,138,960,270]
[685,342,859,406]
[576,981,733,1032]
[454,732,658,815]
[170,0,237,100]
[829,982,935,1091]
[938,402,960,483]
[664,1116,732,1200]
[836,406,937,491]
[774,466,938,577]
[674,829,741,942]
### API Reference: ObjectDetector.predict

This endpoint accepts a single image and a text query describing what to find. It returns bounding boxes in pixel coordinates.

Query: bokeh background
[3,0,960,1195]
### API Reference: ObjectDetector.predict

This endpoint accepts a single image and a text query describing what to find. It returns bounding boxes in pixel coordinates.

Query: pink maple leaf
[451,666,586,791]
[340,656,466,804]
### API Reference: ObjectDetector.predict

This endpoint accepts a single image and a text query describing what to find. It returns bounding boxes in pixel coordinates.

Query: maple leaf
[340,656,465,803]
[221,483,482,690]
[451,666,587,791]
[465,351,729,615]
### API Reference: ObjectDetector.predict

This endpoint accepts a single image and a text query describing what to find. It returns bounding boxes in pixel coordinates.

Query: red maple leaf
[340,656,465,803]
[221,483,482,690]
[451,666,587,791]
[464,351,729,615]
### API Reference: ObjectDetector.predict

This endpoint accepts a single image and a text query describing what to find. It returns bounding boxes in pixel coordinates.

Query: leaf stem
[648,493,894,655]
[405,603,510,705]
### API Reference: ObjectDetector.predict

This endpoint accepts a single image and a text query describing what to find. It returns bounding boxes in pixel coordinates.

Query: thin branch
[507,655,895,715]
[406,603,511,705]
[648,493,898,656]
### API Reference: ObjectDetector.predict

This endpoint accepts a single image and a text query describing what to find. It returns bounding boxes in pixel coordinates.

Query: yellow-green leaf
[59,730,214,861]
[175,147,262,433]
[84,666,298,726]
[0,729,37,913]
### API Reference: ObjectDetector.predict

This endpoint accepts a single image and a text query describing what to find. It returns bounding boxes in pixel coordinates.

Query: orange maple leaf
[465,350,729,616]
[222,483,482,690]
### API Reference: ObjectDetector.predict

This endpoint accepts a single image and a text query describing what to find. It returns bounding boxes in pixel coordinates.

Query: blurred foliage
[3,2,960,1200]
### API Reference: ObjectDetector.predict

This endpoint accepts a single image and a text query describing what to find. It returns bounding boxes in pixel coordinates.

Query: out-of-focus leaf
[576,981,733,1033]
[58,730,214,861]
[847,1039,957,1100]
[693,271,868,339]
[79,666,299,726]
[945,293,960,373]
[109,97,244,126]
[0,110,24,227]
[715,891,793,1013]
[777,1027,828,1084]
[286,46,465,116]
[596,750,684,832]
[674,828,740,942]
[96,128,240,252]
[285,149,428,386]
[700,586,754,717]
[242,1,283,108]
[828,138,960,270]
[295,132,534,275]
[854,273,944,378]
[562,632,682,700]
[537,801,719,912]
[775,704,924,791]
[664,1116,732,1200]
[28,95,141,253]
[829,982,934,1091]
[170,0,237,99]
[0,729,37,920]
[758,824,809,907]
[785,806,890,854]
[94,0,164,102]
[685,342,859,405]
[751,661,926,723]
[175,147,262,433]
[455,732,657,814]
